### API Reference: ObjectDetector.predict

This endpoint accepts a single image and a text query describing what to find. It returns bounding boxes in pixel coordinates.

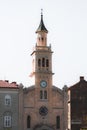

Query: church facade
[0,13,68,130]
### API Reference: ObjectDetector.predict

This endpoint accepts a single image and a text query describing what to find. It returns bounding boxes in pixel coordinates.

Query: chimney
[80,76,84,81]
[11,81,16,84]
[5,80,9,83]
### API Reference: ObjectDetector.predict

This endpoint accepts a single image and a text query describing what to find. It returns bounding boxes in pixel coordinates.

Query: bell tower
[23,11,67,130]
[30,10,54,101]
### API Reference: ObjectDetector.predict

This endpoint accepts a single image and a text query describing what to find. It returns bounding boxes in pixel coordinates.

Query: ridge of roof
[0,80,19,88]
[68,79,87,90]
[52,85,63,94]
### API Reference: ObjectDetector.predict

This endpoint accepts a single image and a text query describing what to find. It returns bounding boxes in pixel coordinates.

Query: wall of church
[22,86,68,130]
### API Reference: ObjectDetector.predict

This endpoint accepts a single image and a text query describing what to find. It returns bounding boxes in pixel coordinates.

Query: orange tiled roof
[0,80,19,88]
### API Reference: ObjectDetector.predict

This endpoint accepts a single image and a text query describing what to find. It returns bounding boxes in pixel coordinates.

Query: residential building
[0,80,19,130]
[68,76,87,130]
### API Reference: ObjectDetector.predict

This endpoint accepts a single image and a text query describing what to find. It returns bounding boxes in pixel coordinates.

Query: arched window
[42,58,45,67]
[40,90,43,99]
[38,59,41,67]
[56,116,60,129]
[40,90,47,100]
[27,115,31,128]
[5,95,11,106]
[44,90,47,99]
[41,37,44,41]
[46,59,49,67]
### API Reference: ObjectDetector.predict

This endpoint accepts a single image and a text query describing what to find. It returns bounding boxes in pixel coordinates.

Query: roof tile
[0,80,19,88]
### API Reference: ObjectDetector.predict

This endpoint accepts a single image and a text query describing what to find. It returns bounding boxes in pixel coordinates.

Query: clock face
[40,80,47,88]
[39,106,48,116]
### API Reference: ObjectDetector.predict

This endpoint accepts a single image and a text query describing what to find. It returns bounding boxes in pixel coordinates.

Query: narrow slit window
[42,58,45,67]
[56,116,60,129]
[38,59,41,67]
[40,90,43,99]
[46,59,49,67]
[42,37,44,41]
[27,115,31,128]
[44,90,47,99]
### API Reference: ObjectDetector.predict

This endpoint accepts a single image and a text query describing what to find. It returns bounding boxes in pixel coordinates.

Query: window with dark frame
[5,95,11,106]
[4,115,11,127]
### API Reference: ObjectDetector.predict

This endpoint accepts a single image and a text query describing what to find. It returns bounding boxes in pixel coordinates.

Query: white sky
[0,0,87,88]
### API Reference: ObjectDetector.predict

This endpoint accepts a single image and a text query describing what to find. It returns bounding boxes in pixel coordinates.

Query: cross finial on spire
[41,9,43,16]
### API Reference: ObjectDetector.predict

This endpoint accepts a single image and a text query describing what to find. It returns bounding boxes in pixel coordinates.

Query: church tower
[31,10,53,102]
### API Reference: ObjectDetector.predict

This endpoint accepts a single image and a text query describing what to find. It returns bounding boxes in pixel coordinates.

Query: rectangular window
[4,116,11,127]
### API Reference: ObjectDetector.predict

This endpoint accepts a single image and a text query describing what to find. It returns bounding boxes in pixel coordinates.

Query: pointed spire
[36,9,48,33]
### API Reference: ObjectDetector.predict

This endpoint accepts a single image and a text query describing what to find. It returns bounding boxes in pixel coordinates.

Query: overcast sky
[0,0,87,88]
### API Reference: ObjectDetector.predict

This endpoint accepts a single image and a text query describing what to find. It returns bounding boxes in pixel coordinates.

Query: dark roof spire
[36,9,48,33]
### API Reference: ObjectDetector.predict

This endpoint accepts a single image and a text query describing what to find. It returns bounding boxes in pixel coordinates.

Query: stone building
[68,76,87,130]
[19,12,68,130]
[0,80,19,130]
[0,12,68,130]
